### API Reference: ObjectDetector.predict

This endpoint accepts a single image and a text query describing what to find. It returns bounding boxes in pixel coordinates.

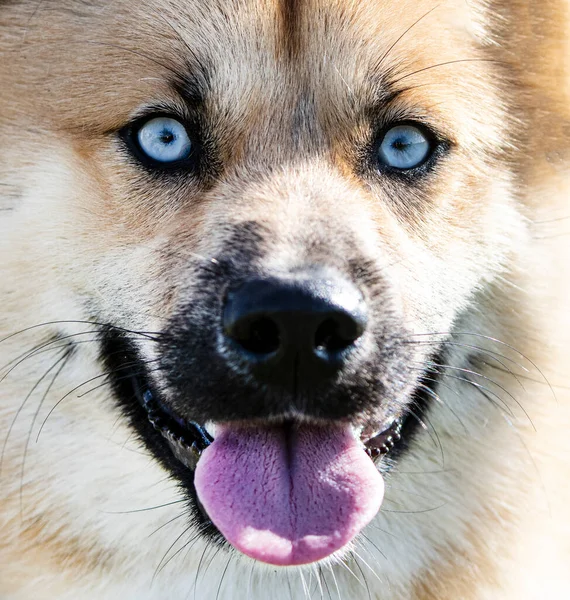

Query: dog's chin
[101,326,442,566]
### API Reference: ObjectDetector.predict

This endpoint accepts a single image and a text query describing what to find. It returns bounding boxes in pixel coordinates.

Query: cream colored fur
[0,1,569,598]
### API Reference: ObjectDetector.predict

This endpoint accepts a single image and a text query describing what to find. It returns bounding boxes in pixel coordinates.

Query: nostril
[222,273,367,373]
[314,314,364,354]
[227,316,281,355]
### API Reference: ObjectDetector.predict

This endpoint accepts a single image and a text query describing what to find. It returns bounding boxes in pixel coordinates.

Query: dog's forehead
[132,0,477,100]
[1,0,481,132]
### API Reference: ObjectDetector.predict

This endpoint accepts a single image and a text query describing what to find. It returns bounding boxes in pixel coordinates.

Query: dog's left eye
[135,117,192,164]
[377,124,431,170]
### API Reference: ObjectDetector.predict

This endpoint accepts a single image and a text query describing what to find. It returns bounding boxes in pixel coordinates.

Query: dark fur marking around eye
[157,61,223,183]
[172,60,211,110]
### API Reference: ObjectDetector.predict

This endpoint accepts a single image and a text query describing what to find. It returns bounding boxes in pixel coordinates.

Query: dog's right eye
[130,116,193,166]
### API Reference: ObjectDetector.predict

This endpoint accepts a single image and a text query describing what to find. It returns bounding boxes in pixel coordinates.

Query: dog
[1,1,569,598]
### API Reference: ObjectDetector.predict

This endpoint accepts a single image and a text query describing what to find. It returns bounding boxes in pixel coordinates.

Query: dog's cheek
[11,140,199,336]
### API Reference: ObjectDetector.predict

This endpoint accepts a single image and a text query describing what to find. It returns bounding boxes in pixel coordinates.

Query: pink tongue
[194,423,384,566]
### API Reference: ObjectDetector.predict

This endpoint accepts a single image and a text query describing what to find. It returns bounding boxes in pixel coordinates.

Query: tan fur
[1,1,569,598]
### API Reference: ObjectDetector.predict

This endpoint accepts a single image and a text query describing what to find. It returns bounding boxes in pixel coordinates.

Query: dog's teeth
[366,447,381,459]
[164,435,202,471]
[204,421,217,439]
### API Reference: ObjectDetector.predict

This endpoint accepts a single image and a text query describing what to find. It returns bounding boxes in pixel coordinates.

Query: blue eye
[136,117,192,163]
[378,125,431,170]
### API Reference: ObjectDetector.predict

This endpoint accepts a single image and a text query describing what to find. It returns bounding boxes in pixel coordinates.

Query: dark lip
[138,386,408,471]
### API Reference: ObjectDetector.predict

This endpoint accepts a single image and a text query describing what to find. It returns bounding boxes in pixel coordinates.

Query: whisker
[193,543,211,600]
[200,546,224,596]
[359,532,387,561]
[381,496,409,509]
[299,568,310,600]
[0,330,102,381]
[376,5,440,71]
[408,331,556,401]
[416,381,468,433]
[348,549,384,585]
[418,410,444,467]
[396,467,456,475]
[285,568,296,600]
[318,565,333,600]
[1,338,108,376]
[101,499,186,515]
[414,360,530,417]
[473,384,518,425]
[367,523,401,539]
[0,320,161,345]
[74,363,162,401]
[531,215,570,225]
[152,522,195,582]
[411,366,515,418]
[351,558,372,600]
[215,555,233,600]
[310,563,325,599]
[382,502,447,514]
[486,363,570,390]
[415,363,536,429]
[391,58,504,86]
[0,346,70,478]
[168,530,207,590]
[404,406,444,467]
[327,563,342,600]
[384,482,439,502]
[336,559,364,590]
[246,560,256,599]
[179,524,211,572]
[147,512,187,539]
[36,360,160,442]
[408,338,531,377]
[19,348,73,513]
[1,325,160,384]
[306,562,317,596]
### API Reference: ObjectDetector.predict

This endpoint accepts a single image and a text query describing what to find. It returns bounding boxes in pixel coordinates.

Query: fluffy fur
[0,1,569,598]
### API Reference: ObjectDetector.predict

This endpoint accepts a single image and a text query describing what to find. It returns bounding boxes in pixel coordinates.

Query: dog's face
[0,0,537,590]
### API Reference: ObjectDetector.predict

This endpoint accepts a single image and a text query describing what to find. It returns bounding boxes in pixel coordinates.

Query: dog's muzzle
[104,258,429,567]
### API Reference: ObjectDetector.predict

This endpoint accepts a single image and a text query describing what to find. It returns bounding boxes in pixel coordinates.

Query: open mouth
[141,387,404,471]
[102,327,441,566]
[137,387,414,566]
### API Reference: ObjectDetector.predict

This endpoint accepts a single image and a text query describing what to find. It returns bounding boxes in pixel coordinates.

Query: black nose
[222,273,367,386]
